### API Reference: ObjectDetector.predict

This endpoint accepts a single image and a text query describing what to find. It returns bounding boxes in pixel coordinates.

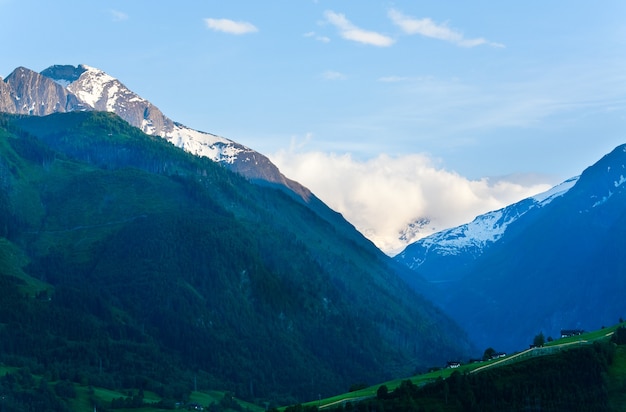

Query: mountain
[395,144,626,353]
[396,177,579,283]
[0,111,472,406]
[2,64,310,199]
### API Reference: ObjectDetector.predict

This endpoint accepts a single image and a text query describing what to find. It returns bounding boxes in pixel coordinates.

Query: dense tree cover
[481,348,495,361]
[0,368,73,412]
[0,112,471,407]
[612,327,626,345]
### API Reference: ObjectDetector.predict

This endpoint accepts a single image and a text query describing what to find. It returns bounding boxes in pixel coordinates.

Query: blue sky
[2,1,625,253]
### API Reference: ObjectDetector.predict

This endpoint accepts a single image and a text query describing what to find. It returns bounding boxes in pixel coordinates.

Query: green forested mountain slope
[0,112,471,407]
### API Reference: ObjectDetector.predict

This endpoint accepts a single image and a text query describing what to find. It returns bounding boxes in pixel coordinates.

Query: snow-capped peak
[67,64,143,111]
[4,63,311,199]
[55,64,246,164]
[400,176,579,262]
[417,205,521,256]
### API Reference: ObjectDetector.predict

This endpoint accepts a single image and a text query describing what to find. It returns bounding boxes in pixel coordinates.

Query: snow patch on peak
[77,64,101,74]
[66,65,149,115]
[532,176,579,205]
[592,194,611,208]
[414,176,579,257]
[52,79,72,88]
[591,173,625,208]
[68,67,117,108]
[419,208,510,256]
[163,124,244,164]
[106,83,120,111]
[61,64,246,165]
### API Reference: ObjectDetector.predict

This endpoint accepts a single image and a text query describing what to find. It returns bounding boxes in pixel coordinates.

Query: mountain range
[0,65,473,406]
[3,62,624,405]
[396,144,626,352]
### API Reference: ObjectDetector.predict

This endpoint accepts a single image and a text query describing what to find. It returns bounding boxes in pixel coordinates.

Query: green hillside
[1,324,623,411]
[0,112,472,410]
[294,323,626,411]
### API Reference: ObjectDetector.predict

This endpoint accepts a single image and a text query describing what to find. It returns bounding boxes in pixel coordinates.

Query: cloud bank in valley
[271,149,553,255]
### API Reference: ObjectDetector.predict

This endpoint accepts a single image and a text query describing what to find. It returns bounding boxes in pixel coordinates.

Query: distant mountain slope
[395,144,626,352]
[0,111,472,404]
[2,64,310,199]
[396,177,579,283]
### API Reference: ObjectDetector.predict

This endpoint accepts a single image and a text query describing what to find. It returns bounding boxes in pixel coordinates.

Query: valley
[1,62,624,411]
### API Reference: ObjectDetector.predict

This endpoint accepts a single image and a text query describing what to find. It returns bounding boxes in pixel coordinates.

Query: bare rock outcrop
[5,67,80,115]
[0,78,16,113]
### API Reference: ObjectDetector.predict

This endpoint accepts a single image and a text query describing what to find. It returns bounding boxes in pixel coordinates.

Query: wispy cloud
[304,31,330,43]
[321,70,347,80]
[271,149,551,255]
[204,18,258,35]
[324,10,395,47]
[388,9,504,48]
[378,76,409,83]
[109,9,129,22]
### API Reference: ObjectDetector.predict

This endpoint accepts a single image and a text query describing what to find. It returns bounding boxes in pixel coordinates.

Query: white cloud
[204,18,258,35]
[304,31,330,43]
[388,9,504,48]
[324,10,395,47]
[322,70,347,80]
[270,149,552,255]
[109,9,128,22]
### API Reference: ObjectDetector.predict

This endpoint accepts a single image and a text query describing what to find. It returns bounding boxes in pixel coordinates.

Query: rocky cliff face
[0,77,16,113]
[4,67,81,115]
[40,64,86,84]
[1,64,311,200]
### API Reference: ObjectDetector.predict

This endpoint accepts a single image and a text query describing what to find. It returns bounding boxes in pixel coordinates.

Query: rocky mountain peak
[5,66,81,115]
[1,63,311,200]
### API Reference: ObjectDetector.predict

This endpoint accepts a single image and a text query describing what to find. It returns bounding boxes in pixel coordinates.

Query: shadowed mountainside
[396,144,626,352]
[0,111,472,405]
